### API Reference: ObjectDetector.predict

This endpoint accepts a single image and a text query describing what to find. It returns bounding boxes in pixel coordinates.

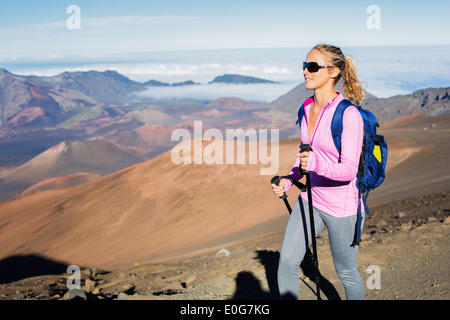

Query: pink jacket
[284,92,364,217]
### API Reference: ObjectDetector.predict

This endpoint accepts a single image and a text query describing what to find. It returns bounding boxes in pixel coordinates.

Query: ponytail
[313,44,365,105]
[342,55,365,105]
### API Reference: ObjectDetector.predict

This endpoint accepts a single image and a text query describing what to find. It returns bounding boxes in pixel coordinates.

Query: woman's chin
[304,81,315,90]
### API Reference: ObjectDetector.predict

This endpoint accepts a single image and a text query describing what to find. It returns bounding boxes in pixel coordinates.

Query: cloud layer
[5,46,450,100]
[137,82,299,102]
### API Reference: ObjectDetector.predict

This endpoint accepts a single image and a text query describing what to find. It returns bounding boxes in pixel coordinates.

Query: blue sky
[1,0,449,61]
[1,0,449,99]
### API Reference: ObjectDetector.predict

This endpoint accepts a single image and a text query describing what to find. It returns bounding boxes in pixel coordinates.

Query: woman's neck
[313,86,338,110]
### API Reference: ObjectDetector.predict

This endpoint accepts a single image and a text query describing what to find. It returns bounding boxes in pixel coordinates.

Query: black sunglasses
[303,61,334,73]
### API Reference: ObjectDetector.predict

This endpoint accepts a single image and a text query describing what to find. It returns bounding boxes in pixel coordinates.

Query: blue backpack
[297,98,388,246]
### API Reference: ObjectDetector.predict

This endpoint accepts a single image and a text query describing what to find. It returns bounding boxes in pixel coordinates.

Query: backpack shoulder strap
[331,99,354,154]
[296,96,314,126]
[296,103,305,126]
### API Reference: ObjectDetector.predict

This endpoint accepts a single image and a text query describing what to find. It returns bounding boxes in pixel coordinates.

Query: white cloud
[362,79,411,98]
[10,59,297,84]
[5,46,450,100]
[346,46,450,98]
[137,82,298,102]
[262,66,293,75]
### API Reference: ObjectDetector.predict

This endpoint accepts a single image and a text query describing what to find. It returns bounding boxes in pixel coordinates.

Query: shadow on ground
[0,254,69,284]
[230,249,341,300]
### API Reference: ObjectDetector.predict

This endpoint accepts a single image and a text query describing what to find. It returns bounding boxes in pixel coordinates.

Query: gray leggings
[277,197,365,300]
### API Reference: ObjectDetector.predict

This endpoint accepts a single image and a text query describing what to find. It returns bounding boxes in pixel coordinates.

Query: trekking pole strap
[271,175,287,200]
[271,175,306,192]
[281,175,306,192]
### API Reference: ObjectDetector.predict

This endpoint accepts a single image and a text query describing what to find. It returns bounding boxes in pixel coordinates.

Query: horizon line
[1,43,450,63]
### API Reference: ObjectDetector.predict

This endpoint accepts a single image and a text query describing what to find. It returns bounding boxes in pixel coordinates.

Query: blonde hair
[313,44,365,105]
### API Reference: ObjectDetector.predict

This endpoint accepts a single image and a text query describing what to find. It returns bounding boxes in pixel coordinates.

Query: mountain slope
[0,138,297,269]
[0,139,147,201]
[367,87,450,123]
[270,82,377,120]
[0,68,99,129]
[0,113,448,270]
[0,69,34,126]
[27,70,146,104]
[269,81,449,124]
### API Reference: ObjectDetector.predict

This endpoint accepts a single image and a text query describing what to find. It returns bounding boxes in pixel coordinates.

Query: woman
[272,44,365,300]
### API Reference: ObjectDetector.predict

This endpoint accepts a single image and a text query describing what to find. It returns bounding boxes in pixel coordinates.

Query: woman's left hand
[298,151,309,172]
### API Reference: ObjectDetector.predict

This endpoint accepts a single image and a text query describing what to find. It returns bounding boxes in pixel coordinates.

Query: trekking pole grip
[299,144,312,174]
[271,175,287,200]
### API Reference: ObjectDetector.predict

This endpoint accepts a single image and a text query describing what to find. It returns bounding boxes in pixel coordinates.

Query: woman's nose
[303,66,309,76]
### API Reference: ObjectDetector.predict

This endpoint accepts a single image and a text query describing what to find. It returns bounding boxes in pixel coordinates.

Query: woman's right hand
[271,178,287,198]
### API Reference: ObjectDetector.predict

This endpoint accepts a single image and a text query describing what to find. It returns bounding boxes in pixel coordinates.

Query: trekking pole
[271,175,292,213]
[271,175,307,214]
[271,167,331,299]
[300,143,321,300]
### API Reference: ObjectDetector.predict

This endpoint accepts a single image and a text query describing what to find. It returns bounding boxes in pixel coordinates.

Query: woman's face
[303,49,336,91]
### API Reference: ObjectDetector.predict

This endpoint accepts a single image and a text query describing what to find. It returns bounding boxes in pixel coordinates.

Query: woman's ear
[330,67,340,79]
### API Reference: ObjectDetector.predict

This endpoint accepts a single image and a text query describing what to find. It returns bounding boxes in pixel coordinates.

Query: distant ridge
[210,74,278,84]
[1,66,449,171]
[143,80,200,87]
[366,87,450,123]
[269,82,449,123]
[143,74,276,87]
[27,69,145,104]
[0,68,98,128]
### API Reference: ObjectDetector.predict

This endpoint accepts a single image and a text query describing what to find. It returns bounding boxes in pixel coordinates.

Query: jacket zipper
[306,104,327,144]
